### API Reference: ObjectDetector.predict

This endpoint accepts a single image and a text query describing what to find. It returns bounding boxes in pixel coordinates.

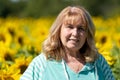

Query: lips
[69,39,79,42]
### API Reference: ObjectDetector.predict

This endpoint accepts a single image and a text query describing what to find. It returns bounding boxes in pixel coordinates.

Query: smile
[69,39,79,42]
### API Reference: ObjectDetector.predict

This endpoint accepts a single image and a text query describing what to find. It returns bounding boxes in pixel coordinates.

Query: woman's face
[60,17,87,52]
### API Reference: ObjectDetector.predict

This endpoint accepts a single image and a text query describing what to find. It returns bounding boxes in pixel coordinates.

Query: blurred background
[0,0,120,18]
[0,0,120,80]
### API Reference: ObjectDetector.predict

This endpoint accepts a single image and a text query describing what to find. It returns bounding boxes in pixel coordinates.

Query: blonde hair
[42,6,98,62]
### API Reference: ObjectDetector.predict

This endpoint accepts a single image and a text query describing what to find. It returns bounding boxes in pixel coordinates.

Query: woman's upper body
[20,6,115,80]
[20,53,114,80]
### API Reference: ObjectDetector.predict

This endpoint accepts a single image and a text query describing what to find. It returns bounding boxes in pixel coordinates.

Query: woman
[20,6,115,80]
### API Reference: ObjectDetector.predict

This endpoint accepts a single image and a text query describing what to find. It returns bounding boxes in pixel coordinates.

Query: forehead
[64,16,85,26]
[63,11,87,27]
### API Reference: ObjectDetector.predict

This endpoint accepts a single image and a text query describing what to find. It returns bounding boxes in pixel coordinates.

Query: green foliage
[0,0,26,17]
[21,0,76,18]
[0,0,11,17]
[21,0,120,18]
[1,0,120,18]
[111,45,120,80]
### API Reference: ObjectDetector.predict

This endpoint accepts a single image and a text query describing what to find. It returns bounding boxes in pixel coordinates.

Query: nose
[72,28,79,36]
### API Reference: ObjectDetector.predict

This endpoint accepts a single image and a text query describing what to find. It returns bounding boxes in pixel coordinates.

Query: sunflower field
[0,16,120,80]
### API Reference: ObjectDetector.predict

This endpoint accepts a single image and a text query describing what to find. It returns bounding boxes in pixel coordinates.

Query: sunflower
[0,27,12,47]
[113,32,120,48]
[0,42,16,64]
[12,28,30,50]
[95,31,113,51]
[100,51,115,66]
[0,61,20,80]
[30,27,48,52]
[12,55,33,74]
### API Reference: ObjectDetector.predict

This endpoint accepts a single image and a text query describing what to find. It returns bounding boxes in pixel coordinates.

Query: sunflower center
[19,65,28,74]
[0,34,6,42]
[101,36,107,44]
[4,53,13,61]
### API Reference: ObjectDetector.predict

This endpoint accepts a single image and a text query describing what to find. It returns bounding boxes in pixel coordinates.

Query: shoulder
[31,53,47,69]
[94,53,107,74]
[95,53,106,65]
[33,53,46,63]
[20,53,47,80]
[95,53,111,71]
[95,53,115,80]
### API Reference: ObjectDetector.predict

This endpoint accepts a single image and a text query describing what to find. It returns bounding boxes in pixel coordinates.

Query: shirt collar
[80,62,95,72]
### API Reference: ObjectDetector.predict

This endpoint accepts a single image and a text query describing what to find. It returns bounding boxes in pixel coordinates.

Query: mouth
[69,39,79,42]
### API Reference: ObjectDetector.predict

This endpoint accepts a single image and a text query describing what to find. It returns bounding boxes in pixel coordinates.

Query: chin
[67,46,80,50]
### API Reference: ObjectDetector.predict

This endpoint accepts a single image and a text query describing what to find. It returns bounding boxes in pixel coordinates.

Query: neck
[66,53,84,61]
[63,51,85,73]
[63,47,85,63]
[64,47,79,57]
[63,50,85,63]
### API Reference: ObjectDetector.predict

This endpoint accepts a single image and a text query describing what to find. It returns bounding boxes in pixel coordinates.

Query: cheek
[80,32,87,38]
[80,33,87,42]
[60,28,70,38]
[60,29,71,44]
[60,31,69,40]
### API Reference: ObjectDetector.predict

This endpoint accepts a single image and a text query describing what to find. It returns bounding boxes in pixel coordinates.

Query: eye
[67,24,73,29]
[78,27,86,32]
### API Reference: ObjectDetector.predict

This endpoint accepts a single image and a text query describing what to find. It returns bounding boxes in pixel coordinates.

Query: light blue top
[20,53,115,80]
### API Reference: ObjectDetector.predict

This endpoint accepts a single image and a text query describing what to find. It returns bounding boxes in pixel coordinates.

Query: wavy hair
[42,6,98,62]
